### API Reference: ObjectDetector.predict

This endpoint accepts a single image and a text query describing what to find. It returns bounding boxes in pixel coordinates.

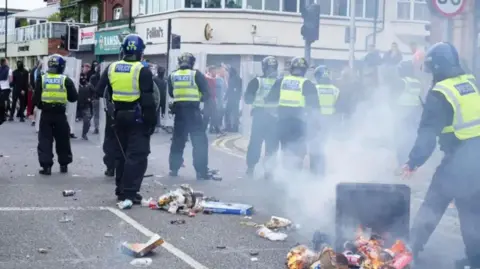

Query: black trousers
[278,116,306,170]
[113,114,151,200]
[81,106,92,136]
[246,109,278,171]
[224,99,240,131]
[10,90,26,119]
[169,107,208,175]
[0,89,10,124]
[410,138,480,267]
[103,114,115,170]
[37,112,72,167]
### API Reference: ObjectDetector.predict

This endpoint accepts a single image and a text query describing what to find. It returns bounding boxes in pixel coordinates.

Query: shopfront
[94,27,132,62]
[135,20,168,66]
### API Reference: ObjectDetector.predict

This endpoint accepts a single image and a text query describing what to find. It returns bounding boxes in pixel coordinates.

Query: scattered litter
[200,201,253,216]
[265,216,292,229]
[216,245,226,249]
[249,251,259,256]
[256,226,288,241]
[149,184,203,214]
[170,219,186,225]
[117,199,133,210]
[240,221,259,227]
[37,248,48,254]
[130,257,153,267]
[244,216,252,219]
[141,198,153,207]
[251,257,258,262]
[204,196,219,202]
[62,190,76,197]
[59,216,73,223]
[27,174,35,177]
[121,234,164,258]
[104,233,113,238]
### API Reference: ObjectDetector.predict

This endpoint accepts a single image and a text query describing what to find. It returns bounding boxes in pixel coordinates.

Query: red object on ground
[26,90,34,116]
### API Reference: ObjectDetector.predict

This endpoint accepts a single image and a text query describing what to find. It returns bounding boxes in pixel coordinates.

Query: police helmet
[178,52,196,69]
[121,34,146,59]
[397,60,414,77]
[261,56,278,77]
[47,54,66,74]
[290,57,308,76]
[424,42,460,75]
[314,65,330,81]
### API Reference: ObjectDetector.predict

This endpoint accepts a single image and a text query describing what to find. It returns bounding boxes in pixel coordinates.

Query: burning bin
[335,183,411,251]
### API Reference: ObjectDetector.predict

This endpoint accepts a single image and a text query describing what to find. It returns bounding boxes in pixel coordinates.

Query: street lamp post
[4,0,7,58]
[348,0,356,69]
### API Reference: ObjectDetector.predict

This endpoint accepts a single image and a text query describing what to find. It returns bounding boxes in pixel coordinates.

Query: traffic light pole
[304,40,312,64]
[348,0,356,69]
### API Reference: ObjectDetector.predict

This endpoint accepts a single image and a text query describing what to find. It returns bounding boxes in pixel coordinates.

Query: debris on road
[240,221,259,227]
[37,248,48,254]
[251,257,258,262]
[104,233,113,238]
[143,174,153,178]
[59,216,73,223]
[146,184,203,214]
[265,216,296,230]
[117,199,133,210]
[249,250,259,256]
[256,226,288,241]
[216,245,226,249]
[62,190,76,197]
[130,257,153,267]
[200,201,253,216]
[121,234,164,258]
[170,219,186,225]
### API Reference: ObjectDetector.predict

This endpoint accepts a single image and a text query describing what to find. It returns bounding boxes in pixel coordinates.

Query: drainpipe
[365,0,385,50]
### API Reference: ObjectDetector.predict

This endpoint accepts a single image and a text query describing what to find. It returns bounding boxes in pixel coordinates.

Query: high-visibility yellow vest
[433,76,480,140]
[171,69,201,102]
[279,76,306,107]
[253,77,277,108]
[108,60,143,102]
[41,73,67,104]
[397,77,422,106]
[316,84,339,115]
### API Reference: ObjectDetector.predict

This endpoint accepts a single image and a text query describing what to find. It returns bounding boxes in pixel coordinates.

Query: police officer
[33,54,78,175]
[167,52,213,180]
[394,60,423,164]
[400,42,480,268]
[243,56,279,178]
[265,57,319,170]
[310,65,339,175]
[95,34,157,205]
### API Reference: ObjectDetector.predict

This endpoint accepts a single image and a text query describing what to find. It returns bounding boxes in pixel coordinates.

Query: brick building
[103,0,131,21]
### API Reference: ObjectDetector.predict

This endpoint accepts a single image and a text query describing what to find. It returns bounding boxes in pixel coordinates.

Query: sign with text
[137,20,168,43]
[430,0,466,17]
[94,28,131,55]
[80,26,97,46]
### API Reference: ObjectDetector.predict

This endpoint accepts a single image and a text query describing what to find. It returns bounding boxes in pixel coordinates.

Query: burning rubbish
[286,227,413,269]
[121,234,164,258]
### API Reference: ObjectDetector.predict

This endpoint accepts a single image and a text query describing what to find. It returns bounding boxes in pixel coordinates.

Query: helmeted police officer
[243,56,279,178]
[400,42,480,268]
[265,57,320,170]
[33,54,78,175]
[167,52,214,180]
[310,65,339,175]
[394,60,423,164]
[96,34,157,205]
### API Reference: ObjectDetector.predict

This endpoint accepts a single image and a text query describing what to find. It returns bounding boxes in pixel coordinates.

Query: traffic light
[59,34,67,49]
[171,34,181,49]
[301,3,320,42]
[424,23,431,43]
[68,25,80,51]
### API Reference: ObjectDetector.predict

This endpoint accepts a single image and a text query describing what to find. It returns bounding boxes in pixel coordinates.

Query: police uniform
[265,57,320,170]
[404,43,480,268]
[96,34,157,203]
[34,55,78,175]
[167,54,212,179]
[244,56,280,177]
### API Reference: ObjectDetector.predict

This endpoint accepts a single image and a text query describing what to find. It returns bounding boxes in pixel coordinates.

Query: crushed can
[62,190,75,197]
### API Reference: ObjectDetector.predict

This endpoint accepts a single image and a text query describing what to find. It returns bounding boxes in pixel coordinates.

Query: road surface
[0,120,465,269]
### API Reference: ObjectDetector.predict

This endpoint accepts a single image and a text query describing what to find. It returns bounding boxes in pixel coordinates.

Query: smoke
[268,84,408,240]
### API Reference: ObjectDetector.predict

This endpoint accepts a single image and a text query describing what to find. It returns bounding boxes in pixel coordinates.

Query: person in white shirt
[0,58,13,124]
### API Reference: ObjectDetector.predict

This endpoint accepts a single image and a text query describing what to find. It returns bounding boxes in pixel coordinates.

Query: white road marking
[106,207,210,269]
[0,206,107,211]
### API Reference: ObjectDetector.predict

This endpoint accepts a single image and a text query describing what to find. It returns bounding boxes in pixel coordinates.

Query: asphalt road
[0,120,466,269]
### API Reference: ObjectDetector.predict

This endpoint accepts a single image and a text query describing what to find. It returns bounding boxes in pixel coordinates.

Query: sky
[0,0,47,10]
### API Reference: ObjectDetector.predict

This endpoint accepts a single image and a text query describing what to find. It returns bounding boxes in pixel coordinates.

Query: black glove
[142,107,157,129]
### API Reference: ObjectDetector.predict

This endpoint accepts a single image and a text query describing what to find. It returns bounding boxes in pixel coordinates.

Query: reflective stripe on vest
[279,76,306,107]
[433,76,480,140]
[171,69,201,102]
[253,77,277,108]
[41,74,67,103]
[316,84,339,115]
[108,60,143,102]
[397,77,422,106]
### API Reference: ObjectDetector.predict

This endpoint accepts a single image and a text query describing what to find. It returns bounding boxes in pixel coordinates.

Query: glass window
[397,0,411,20]
[365,0,377,18]
[246,0,261,9]
[226,0,242,8]
[139,0,146,14]
[413,0,429,21]
[185,0,202,8]
[283,0,297,12]
[160,0,167,11]
[206,0,221,8]
[265,0,280,11]
[333,0,347,16]
[90,6,99,23]
[175,0,182,8]
[113,6,123,19]
[355,0,364,17]
[318,0,332,15]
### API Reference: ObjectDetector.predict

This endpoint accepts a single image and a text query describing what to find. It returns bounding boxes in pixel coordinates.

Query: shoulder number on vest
[454,82,476,96]
[115,64,132,73]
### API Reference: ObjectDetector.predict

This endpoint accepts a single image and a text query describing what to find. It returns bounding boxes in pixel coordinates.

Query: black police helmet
[314,65,329,81]
[178,52,196,69]
[47,54,66,74]
[424,42,460,75]
[261,56,278,77]
[290,57,308,76]
[397,60,414,77]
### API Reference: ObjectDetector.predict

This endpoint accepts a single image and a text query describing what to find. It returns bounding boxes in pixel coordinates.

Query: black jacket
[78,84,95,110]
[12,68,29,92]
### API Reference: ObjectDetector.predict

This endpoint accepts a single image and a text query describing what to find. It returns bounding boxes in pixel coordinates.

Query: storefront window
[206,0,221,8]
[265,0,280,11]
[185,0,202,8]
[283,0,297,12]
[246,0,261,9]
[225,0,242,8]
[333,0,348,16]
[317,0,332,15]
[397,0,429,21]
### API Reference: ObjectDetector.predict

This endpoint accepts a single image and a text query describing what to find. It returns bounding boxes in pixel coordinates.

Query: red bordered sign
[431,0,467,17]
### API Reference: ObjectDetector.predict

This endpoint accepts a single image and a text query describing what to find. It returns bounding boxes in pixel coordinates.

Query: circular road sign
[431,0,467,17]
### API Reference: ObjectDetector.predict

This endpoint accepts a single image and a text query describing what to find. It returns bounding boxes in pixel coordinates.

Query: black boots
[60,165,68,173]
[104,168,114,177]
[39,167,52,175]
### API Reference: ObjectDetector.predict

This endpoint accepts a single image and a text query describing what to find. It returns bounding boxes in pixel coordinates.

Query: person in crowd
[28,61,42,126]
[10,60,29,122]
[0,58,12,125]
[382,42,403,66]
[224,67,242,132]
[89,64,101,134]
[214,66,228,133]
[204,65,219,133]
[153,66,167,130]
[78,73,95,140]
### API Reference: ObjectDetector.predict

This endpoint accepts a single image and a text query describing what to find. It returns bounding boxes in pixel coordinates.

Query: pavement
[0,119,466,269]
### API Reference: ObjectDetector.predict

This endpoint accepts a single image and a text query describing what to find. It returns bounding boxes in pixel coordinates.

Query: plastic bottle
[130,258,152,267]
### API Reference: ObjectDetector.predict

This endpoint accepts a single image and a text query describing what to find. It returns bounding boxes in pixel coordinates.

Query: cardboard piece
[200,201,253,216]
[121,234,164,258]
